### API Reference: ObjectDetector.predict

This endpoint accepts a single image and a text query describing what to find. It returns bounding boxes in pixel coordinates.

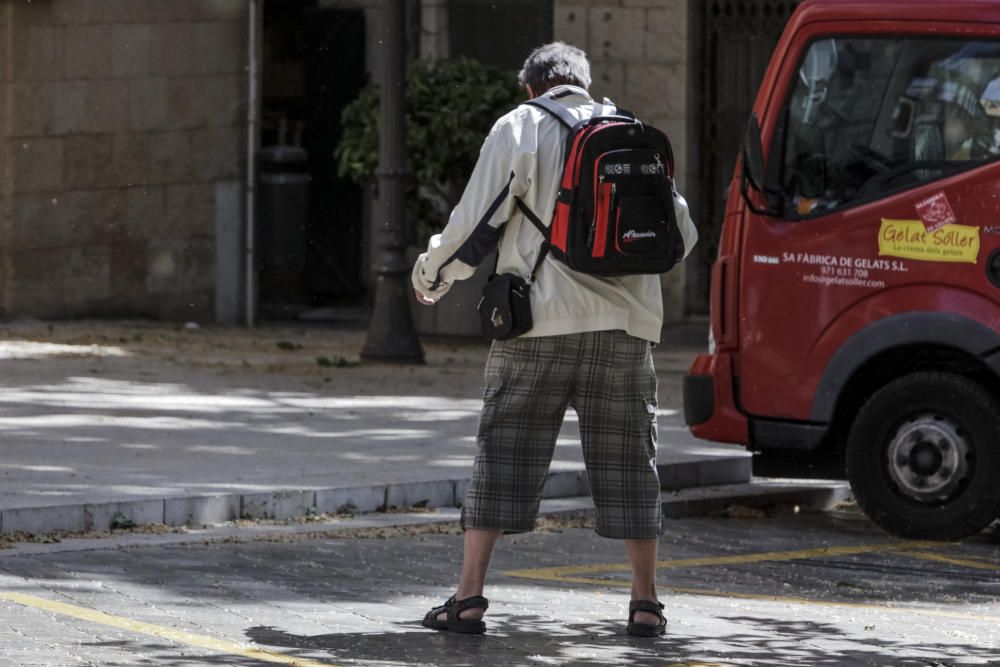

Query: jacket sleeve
[674,190,699,259]
[412,111,530,299]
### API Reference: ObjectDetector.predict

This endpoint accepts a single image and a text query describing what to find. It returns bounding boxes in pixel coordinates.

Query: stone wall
[0,0,247,320]
[554,0,690,322]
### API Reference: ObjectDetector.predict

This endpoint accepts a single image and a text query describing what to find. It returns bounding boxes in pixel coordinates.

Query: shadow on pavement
[247,619,696,667]
[245,615,1000,666]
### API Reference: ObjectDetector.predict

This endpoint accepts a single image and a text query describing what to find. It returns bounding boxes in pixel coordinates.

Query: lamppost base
[360,274,425,364]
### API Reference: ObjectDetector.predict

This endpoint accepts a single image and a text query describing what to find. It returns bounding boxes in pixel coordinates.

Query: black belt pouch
[478,273,533,340]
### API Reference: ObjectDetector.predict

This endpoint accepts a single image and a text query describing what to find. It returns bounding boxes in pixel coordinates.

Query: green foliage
[336,57,523,243]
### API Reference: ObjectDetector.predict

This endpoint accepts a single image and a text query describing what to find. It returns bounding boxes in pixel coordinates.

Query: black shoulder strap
[513,197,550,284]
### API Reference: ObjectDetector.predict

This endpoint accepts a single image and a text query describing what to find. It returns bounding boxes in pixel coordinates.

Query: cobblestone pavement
[0,511,998,666]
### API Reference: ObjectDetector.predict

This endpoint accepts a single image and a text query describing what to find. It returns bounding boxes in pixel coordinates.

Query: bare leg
[626,538,661,625]
[438,528,503,621]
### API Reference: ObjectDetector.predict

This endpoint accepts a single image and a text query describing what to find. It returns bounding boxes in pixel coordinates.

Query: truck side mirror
[743,113,767,192]
[741,112,785,217]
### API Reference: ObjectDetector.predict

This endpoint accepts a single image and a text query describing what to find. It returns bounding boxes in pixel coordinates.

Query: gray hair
[517,42,591,94]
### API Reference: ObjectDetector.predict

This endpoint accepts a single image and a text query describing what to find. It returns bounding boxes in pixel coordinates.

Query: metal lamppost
[361,0,425,363]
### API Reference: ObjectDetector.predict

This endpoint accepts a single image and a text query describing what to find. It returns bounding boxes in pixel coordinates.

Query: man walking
[412,42,697,637]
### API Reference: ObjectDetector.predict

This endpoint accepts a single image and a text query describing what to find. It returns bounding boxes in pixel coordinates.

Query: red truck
[684,0,1000,540]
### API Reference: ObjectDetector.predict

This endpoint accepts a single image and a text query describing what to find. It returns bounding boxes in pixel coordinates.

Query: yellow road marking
[504,540,936,581]
[899,551,1000,572]
[656,585,1000,624]
[0,592,337,667]
[504,540,1000,624]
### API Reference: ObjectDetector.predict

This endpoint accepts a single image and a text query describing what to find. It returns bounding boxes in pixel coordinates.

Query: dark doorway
[260,2,367,317]
[449,0,553,69]
[689,0,800,315]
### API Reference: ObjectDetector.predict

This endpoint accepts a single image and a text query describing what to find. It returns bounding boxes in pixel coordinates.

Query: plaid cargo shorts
[461,330,662,539]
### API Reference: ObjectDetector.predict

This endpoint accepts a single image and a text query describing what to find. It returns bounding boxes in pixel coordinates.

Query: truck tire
[846,372,1000,540]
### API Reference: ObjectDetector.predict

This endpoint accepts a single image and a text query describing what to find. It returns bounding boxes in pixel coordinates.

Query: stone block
[624,0,683,7]
[10,245,111,302]
[145,238,214,294]
[8,83,53,137]
[192,127,242,182]
[11,25,65,81]
[11,139,62,193]
[555,0,623,6]
[83,499,165,531]
[64,24,113,79]
[214,180,243,324]
[150,288,214,321]
[165,183,215,236]
[109,236,150,301]
[591,62,626,106]
[125,186,166,238]
[88,0,167,24]
[164,495,240,526]
[150,22,196,76]
[541,470,590,498]
[0,25,9,82]
[83,80,130,133]
[646,7,687,64]
[270,491,316,520]
[112,25,151,78]
[148,131,195,183]
[128,77,168,131]
[240,492,274,519]
[51,81,88,134]
[660,264,686,323]
[114,0,176,24]
[625,63,686,119]
[384,480,458,509]
[658,451,752,489]
[0,505,85,535]
[554,5,588,51]
[588,6,645,62]
[193,21,245,75]
[166,77,202,129]
[9,195,54,249]
[9,190,122,249]
[112,132,149,186]
[75,189,127,241]
[50,0,92,24]
[62,134,114,189]
[203,0,247,20]
[168,0,213,21]
[315,486,385,515]
[7,287,69,318]
[195,75,243,128]
[454,478,471,506]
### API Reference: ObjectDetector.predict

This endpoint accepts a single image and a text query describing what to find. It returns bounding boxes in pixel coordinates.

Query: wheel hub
[887,415,970,503]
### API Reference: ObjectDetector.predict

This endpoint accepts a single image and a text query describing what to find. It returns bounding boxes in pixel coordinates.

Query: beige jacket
[411,85,698,343]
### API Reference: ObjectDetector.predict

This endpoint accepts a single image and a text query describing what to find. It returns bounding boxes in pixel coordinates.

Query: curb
[0,480,854,559]
[0,452,752,536]
[536,479,853,521]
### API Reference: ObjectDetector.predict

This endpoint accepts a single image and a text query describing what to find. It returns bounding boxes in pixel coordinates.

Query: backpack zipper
[589,175,603,248]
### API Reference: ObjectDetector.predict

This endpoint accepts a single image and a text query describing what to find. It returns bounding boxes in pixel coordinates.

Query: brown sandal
[421,594,489,634]
[627,599,666,637]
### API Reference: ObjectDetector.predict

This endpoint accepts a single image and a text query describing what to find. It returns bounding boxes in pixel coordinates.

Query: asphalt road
[0,510,998,666]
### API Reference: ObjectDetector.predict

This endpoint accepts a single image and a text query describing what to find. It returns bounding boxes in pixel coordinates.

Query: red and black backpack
[516,93,685,277]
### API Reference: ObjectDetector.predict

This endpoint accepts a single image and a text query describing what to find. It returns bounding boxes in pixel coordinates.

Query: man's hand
[414,289,437,305]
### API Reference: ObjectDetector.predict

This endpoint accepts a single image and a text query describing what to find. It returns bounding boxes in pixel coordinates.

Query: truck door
[739,27,1000,421]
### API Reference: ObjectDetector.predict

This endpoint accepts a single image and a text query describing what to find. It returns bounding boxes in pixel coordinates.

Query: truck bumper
[684,353,749,444]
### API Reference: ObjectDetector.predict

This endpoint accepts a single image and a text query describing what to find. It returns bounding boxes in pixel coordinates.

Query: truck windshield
[781,37,1000,218]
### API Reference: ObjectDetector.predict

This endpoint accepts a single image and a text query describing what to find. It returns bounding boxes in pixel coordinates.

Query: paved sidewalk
[0,321,769,535]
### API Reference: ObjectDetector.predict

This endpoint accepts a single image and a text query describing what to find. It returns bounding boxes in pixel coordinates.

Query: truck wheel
[846,372,1000,540]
